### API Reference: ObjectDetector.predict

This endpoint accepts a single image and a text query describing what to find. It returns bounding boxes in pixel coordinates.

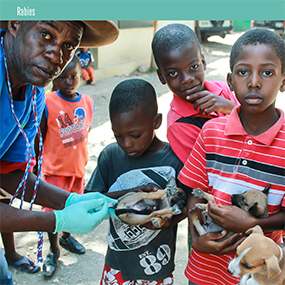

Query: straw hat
[80,20,119,47]
[0,20,119,47]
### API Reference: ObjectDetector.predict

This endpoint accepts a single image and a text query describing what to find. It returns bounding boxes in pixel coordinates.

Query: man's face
[10,21,84,87]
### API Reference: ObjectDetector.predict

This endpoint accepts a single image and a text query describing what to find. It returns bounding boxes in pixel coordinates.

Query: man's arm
[0,171,69,210]
[0,202,56,233]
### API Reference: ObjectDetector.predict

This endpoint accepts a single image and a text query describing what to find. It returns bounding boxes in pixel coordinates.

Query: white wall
[89,21,195,81]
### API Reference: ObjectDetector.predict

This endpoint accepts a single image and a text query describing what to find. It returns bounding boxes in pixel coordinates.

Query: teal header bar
[0,0,284,20]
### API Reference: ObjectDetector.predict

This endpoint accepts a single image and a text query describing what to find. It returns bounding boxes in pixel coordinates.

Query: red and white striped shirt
[179,106,285,285]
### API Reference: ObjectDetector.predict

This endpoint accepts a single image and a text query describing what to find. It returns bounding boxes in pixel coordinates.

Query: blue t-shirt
[0,29,45,163]
[76,50,93,68]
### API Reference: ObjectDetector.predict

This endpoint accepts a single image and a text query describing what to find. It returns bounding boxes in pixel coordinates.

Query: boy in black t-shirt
[85,78,188,284]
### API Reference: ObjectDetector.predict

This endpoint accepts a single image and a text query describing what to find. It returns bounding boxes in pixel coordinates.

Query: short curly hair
[230,28,285,74]
[109,79,157,117]
[152,23,201,67]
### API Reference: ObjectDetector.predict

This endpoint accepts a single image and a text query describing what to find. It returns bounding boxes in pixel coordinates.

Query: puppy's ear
[245,225,263,235]
[166,176,176,187]
[262,184,270,196]
[265,255,281,279]
[248,202,260,217]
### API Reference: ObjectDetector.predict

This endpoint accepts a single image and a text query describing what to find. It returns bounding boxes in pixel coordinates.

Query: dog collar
[277,245,283,263]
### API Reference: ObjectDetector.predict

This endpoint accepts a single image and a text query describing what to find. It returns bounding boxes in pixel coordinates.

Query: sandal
[7,255,40,273]
[43,253,59,277]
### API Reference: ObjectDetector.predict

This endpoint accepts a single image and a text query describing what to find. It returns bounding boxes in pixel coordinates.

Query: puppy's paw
[192,188,205,199]
[195,203,207,211]
[151,218,161,228]
[172,204,181,214]
[189,207,197,214]
[166,186,177,197]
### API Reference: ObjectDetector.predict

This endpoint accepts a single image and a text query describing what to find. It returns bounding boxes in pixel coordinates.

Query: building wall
[87,21,195,81]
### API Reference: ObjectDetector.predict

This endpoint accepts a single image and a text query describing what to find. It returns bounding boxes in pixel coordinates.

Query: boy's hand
[132,185,159,193]
[208,201,257,233]
[186,91,236,115]
[191,230,245,255]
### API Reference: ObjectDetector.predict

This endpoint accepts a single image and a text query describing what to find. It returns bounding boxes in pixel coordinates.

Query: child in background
[179,28,285,285]
[85,78,188,285]
[35,56,94,278]
[152,23,239,164]
[76,47,97,85]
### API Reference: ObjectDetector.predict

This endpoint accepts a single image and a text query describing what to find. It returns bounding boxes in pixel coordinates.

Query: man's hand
[66,192,118,219]
[186,91,236,115]
[53,198,109,234]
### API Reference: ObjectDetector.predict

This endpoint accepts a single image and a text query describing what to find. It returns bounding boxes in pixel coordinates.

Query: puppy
[114,177,186,228]
[189,184,269,241]
[228,225,285,285]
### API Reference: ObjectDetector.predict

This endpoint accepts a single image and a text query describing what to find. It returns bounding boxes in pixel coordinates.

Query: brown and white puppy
[228,225,285,285]
[189,184,269,241]
[114,177,186,228]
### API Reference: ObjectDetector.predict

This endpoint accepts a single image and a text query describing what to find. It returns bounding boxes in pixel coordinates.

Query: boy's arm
[208,201,285,233]
[186,91,236,115]
[188,191,245,255]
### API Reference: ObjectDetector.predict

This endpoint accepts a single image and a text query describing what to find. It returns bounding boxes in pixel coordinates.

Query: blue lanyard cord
[1,35,44,263]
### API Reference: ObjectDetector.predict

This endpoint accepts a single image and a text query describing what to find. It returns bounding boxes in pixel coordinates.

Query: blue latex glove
[65,192,118,219]
[53,199,108,234]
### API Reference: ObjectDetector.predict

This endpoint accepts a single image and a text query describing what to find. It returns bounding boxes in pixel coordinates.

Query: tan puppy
[189,185,269,241]
[114,177,186,228]
[228,225,285,285]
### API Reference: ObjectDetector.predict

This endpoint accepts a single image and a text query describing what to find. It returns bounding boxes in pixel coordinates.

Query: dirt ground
[2,31,285,285]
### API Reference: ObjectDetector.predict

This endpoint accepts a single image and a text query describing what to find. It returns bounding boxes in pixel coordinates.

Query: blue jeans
[0,249,13,285]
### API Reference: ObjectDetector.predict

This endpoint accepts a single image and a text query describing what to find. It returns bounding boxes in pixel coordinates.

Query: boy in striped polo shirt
[179,28,285,285]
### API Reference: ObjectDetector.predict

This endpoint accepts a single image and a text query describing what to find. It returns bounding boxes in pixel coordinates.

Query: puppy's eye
[242,263,253,270]
[240,197,248,206]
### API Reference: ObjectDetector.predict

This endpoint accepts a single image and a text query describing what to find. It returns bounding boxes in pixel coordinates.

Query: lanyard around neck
[1,35,44,262]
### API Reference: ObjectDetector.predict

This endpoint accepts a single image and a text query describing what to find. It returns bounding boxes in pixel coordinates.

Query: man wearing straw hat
[0,20,119,284]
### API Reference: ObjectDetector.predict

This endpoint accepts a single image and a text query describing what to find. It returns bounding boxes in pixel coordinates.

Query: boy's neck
[239,108,280,136]
[141,136,165,156]
[58,90,79,101]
